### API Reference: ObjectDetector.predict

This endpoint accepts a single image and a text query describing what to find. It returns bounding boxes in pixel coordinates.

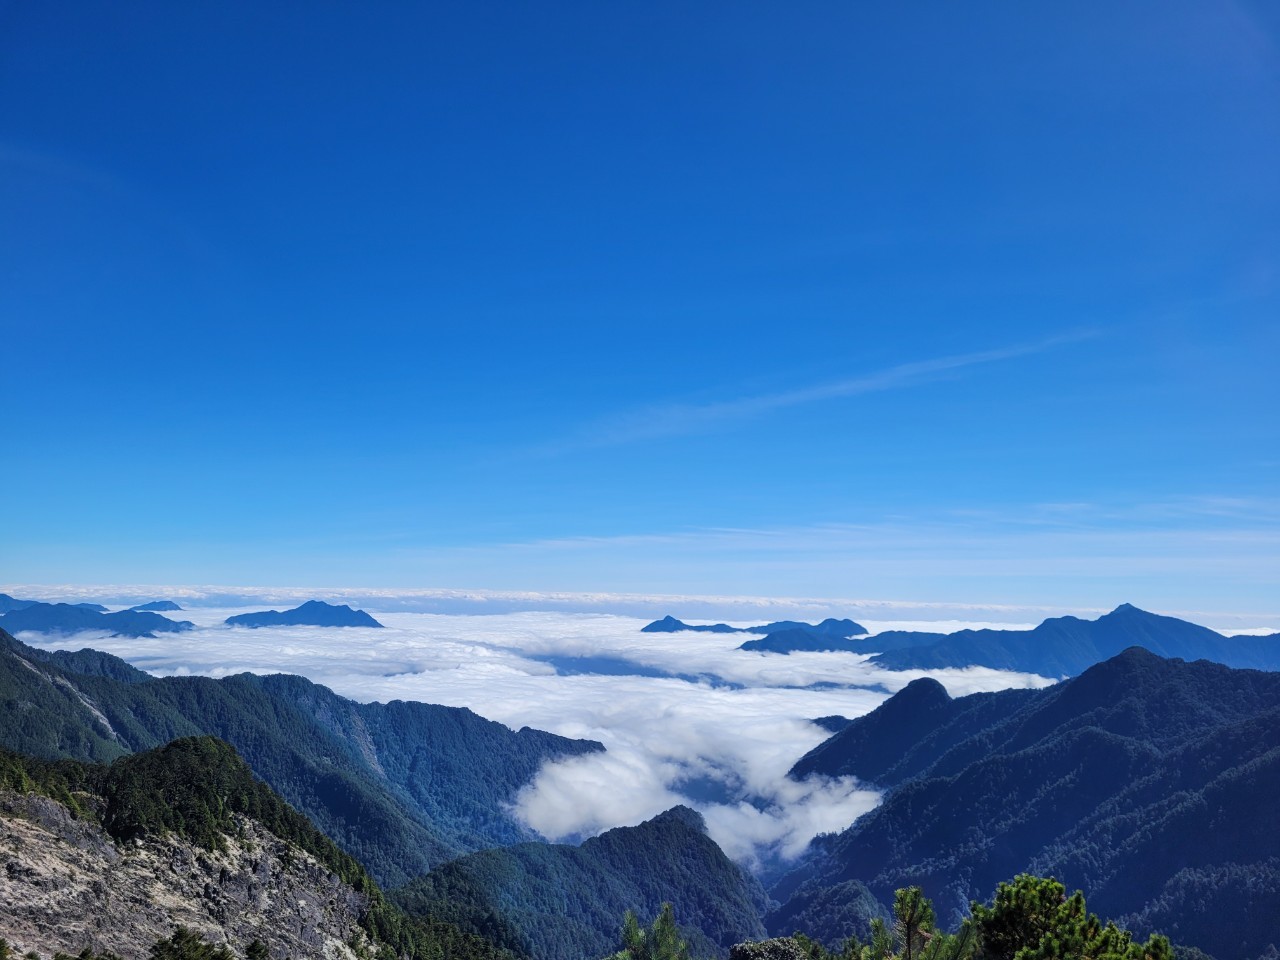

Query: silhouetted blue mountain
[641,616,741,633]
[754,619,865,637]
[226,599,384,628]
[774,648,1280,960]
[1,593,149,616]
[394,806,768,960]
[0,601,194,638]
[0,593,37,613]
[128,600,184,611]
[0,627,601,887]
[810,715,853,734]
[0,594,111,614]
[643,616,866,641]
[861,603,1280,676]
[739,628,867,654]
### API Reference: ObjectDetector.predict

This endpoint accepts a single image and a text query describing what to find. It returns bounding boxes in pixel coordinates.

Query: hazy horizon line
[4,581,1278,631]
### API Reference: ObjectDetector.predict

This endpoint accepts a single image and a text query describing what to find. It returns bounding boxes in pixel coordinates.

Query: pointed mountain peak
[1072,645,1166,687]
[1104,602,1149,618]
[640,615,686,632]
[1103,644,1164,665]
[651,804,707,833]
[893,676,952,707]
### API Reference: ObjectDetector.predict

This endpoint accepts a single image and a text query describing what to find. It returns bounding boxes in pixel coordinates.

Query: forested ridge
[394,806,768,960]
[776,648,1280,959]
[0,627,601,886]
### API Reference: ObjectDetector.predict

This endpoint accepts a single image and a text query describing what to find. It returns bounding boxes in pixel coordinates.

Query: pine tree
[612,904,691,960]
[893,887,936,960]
[148,928,235,960]
[969,875,1171,960]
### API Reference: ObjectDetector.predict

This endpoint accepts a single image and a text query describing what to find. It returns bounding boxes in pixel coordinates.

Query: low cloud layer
[17,608,1055,869]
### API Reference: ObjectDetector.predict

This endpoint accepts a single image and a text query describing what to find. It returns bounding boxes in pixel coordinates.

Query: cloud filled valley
[11,603,1057,870]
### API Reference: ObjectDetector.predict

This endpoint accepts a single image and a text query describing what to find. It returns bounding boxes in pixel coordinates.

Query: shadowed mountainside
[394,805,768,960]
[775,648,1280,960]
[0,627,602,887]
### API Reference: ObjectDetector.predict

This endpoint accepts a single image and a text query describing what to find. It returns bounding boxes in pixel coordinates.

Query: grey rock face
[0,790,374,960]
[729,938,809,960]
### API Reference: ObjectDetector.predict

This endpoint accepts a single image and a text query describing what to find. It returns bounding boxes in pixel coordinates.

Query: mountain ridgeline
[0,627,601,886]
[775,647,1280,960]
[858,603,1280,676]
[393,805,769,960]
[645,616,866,636]
[0,594,110,613]
[642,617,869,653]
[127,600,184,611]
[0,600,193,638]
[650,604,1280,675]
[224,600,385,628]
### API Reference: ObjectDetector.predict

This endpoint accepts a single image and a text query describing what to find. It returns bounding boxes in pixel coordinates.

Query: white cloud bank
[16,608,1058,869]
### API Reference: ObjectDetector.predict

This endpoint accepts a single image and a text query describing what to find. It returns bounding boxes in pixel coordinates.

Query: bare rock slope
[0,789,375,959]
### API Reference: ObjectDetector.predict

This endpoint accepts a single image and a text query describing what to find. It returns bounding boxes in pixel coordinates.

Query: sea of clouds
[10,591,1070,870]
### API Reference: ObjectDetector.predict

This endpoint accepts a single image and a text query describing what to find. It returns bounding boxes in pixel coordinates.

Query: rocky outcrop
[729,938,808,960]
[0,790,375,960]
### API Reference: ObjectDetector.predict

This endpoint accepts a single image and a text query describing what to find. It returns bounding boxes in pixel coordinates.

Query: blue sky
[2,2,1278,614]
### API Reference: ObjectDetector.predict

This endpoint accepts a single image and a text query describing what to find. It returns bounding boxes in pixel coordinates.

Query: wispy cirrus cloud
[542,329,1099,451]
[7,493,1279,628]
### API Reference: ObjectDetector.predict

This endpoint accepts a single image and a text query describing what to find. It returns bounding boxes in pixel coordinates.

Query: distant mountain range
[0,601,194,638]
[0,596,384,634]
[127,599,184,611]
[650,604,1280,674]
[738,628,868,654]
[857,603,1280,676]
[394,805,768,960]
[0,626,599,887]
[226,599,384,628]
[643,616,868,653]
[644,615,866,636]
[0,593,107,614]
[773,646,1280,960]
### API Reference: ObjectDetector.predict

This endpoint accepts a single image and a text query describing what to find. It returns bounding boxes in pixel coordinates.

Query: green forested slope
[394,806,769,960]
[0,628,601,886]
[775,649,1280,960]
